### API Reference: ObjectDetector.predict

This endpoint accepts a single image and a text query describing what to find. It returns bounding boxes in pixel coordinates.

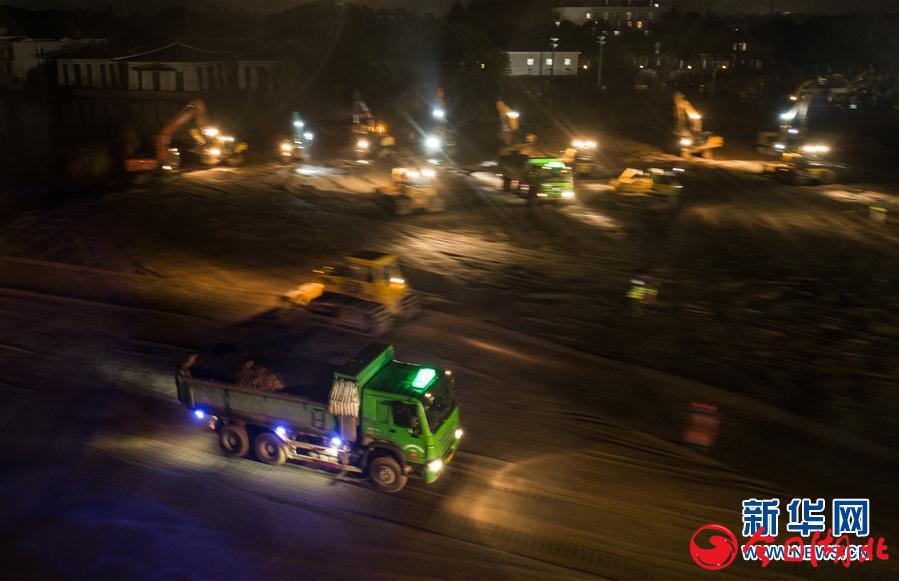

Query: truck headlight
[356,139,369,150]
[280,141,293,153]
[454,428,463,440]
[562,191,575,199]
[424,135,441,151]
[427,459,444,473]
[207,147,221,157]
[679,138,693,146]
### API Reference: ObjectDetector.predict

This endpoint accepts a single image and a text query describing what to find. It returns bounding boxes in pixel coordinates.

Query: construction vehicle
[279,112,314,164]
[496,100,528,156]
[377,166,445,215]
[125,99,247,172]
[284,251,422,336]
[762,147,840,185]
[353,92,395,162]
[673,92,723,158]
[612,167,683,196]
[189,124,248,167]
[562,138,600,177]
[177,343,462,493]
[497,155,576,204]
[427,87,456,157]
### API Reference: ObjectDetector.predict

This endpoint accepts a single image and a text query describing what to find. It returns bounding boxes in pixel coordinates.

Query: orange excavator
[125,99,208,173]
[125,100,247,173]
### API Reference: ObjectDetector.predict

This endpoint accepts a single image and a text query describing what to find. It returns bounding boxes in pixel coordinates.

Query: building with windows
[235,42,296,92]
[505,51,580,77]
[116,42,228,92]
[556,1,662,28]
[54,44,123,89]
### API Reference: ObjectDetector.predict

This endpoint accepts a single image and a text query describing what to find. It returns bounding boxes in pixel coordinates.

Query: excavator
[672,92,723,159]
[125,99,247,173]
[283,251,421,336]
[352,92,395,162]
[756,82,840,185]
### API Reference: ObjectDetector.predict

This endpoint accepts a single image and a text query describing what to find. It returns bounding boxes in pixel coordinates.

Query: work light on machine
[432,108,445,120]
[679,137,693,146]
[202,126,220,137]
[356,138,369,150]
[303,131,314,141]
[280,141,293,153]
[424,135,441,151]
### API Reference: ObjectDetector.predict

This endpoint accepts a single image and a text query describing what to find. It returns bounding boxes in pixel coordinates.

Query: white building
[55,44,123,89]
[116,42,229,92]
[505,51,580,77]
[0,36,70,88]
[557,1,662,28]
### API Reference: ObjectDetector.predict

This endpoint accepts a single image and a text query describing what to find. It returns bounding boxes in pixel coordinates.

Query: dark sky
[2,0,898,14]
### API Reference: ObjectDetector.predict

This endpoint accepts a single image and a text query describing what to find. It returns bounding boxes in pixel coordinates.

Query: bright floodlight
[356,138,369,150]
[303,131,314,140]
[293,120,304,127]
[275,426,287,440]
[208,147,221,156]
[427,459,444,472]
[330,435,343,448]
[679,137,693,146]
[280,141,293,153]
[202,127,219,137]
[421,167,436,178]
[572,139,585,148]
[507,111,520,119]
[194,409,205,419]
[432,108,445,120]
[688,112,702,120]
[424,135,441,151]
[780,110,797,121]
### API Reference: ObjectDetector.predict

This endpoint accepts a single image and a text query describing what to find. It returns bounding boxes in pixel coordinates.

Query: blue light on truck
[194,409,205,420]
[275,426,288,440]
[330,436,343,448]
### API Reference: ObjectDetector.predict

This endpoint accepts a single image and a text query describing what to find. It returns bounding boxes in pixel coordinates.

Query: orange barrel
[684,402,720,448]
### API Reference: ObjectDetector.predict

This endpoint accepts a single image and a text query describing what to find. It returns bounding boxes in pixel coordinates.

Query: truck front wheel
[368,456,407,493]
[254,432,287,466]
[219,425,250,458]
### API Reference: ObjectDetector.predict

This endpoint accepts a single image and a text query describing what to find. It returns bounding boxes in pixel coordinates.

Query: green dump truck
[176,343,461,493]
[498,154,576,204]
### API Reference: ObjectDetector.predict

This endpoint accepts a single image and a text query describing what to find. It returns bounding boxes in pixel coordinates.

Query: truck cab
[500,155,576,203]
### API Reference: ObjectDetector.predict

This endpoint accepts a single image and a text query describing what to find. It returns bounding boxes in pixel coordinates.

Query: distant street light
[596,34,607,89]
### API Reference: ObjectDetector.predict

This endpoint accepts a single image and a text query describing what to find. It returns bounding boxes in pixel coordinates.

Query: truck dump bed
[177,344,396,439]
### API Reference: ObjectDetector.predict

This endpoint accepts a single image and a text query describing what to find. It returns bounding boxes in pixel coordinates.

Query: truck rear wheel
[254,432,287,466]
[219,425,250,458]
[368,456,407,493]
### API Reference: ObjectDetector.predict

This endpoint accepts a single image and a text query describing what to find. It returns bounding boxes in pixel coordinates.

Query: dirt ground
[1,123,897,578]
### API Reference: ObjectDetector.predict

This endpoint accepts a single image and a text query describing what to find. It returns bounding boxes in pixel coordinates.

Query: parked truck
[176,343,461,493]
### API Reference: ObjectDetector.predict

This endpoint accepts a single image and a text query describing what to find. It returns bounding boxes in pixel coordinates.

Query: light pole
[596,34,606,89]
[550,37,559,77]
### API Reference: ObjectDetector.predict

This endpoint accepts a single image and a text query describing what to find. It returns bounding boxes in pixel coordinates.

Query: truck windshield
[422,376,456,433]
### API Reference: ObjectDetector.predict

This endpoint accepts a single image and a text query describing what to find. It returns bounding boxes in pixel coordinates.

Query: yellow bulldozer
[377,166,445,215]
[284,252,421,335]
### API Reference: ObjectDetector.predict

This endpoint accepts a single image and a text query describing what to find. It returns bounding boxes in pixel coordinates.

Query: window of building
[109,64,116,88]
[100,64,107,88]
[526,58,535,66]
[545,58,553,66]
[152,71,161,91]
[86,64,92,86]
[175,71,184,91]
[73,63,81,87]
[197,66,204,91]
[563,58,572,66]
[62,63,69,85]
[244,65,252,90]
[207,65,215,91]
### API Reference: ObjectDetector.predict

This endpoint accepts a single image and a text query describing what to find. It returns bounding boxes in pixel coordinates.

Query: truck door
[389,401,427,463]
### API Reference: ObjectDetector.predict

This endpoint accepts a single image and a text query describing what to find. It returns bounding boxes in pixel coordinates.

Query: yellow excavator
[673,92,723,158]
[284,252,421,336]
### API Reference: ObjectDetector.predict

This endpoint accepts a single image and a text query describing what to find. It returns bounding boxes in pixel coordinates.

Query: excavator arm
[156,99,207,165]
